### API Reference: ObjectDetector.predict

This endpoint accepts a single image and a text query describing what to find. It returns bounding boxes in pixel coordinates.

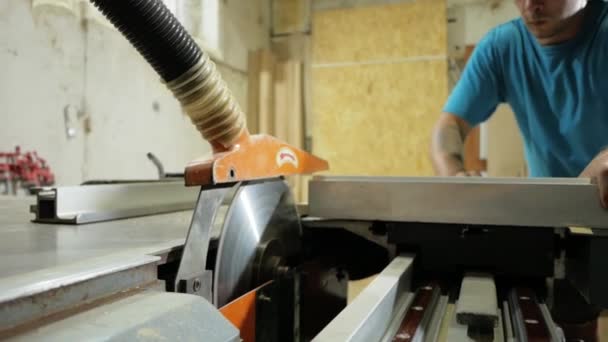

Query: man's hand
[579,149,608,208]
[431,113,474,176]
[455,170,482,177]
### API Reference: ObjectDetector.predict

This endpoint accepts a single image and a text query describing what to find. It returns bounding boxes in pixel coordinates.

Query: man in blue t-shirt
[431,0,607,339]
[432,0,608,209]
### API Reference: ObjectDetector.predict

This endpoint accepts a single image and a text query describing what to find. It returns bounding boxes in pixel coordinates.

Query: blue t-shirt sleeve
[443,29,504,126]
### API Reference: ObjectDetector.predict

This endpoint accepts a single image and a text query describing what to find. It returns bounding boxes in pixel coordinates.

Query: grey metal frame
[4,291,240,342]
[31,181,199,224]
[447,307,505,342]
[174,184,236,300]
[0,254,160,330]
[313,254,415,342]
[309,176,608,229]
[423,296,449,342]
[539,303,565,342]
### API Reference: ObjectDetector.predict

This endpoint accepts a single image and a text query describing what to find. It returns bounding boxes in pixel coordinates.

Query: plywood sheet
[313,0,446,64]
[312,60,448,176]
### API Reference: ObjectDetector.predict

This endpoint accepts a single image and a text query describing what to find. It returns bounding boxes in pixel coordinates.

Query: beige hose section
[166,53,246,148]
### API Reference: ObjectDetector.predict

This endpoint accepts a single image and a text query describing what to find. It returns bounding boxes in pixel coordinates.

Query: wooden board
[274,60,306,202]
[247,50,276,135]
[271,34,315,164]
[247,52,262,134]
[248,50,308,202]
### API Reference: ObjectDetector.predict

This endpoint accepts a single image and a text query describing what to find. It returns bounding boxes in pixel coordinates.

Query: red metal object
[0,146,55,193]
[514,288,552,342]
[392,283,440,342]
[219,281,274,342]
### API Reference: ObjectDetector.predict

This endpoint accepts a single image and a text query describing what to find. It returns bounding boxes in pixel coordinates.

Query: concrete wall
[0,3,86,185]
[0,0,269,186]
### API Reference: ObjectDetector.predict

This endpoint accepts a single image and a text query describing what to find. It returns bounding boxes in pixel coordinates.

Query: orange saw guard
[185,130,329,186]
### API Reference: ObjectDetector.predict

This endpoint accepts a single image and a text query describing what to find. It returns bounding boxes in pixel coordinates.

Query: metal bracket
[174,183,239,302]
[177,270,213,299]
[63,104,79,139]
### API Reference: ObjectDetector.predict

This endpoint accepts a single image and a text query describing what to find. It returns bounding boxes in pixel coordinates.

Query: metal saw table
[0,197,191,279]
[0,197,241,341]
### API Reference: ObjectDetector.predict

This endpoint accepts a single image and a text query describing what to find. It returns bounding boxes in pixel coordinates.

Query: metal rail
[31,181,198,224]
[390,283,441,342]
[309,176,608,229]
[0,253,160,331]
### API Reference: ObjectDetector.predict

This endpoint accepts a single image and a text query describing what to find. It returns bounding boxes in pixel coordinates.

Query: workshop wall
[0,2,86,185]
[311,0,448,176]
[0,0,270,186]
[272,0,311,35]
[447,0,518,59]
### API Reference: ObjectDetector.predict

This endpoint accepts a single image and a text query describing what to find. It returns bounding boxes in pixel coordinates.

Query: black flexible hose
[89,0,246,147]
[89,0,202,82]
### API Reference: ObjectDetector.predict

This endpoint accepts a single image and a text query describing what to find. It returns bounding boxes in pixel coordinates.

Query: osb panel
[312,60,448,176]
[273,0,311,35]
[313,0,446,64]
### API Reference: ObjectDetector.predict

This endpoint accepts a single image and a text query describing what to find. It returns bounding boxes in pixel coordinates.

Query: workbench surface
[0,196,191,294]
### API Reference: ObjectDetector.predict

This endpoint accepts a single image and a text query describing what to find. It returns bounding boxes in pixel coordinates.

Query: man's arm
[430,112,476,176]
[579,148,608,208]
[432,31,503,177]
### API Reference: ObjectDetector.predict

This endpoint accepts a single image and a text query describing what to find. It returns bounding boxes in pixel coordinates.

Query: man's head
[515,0,588,44]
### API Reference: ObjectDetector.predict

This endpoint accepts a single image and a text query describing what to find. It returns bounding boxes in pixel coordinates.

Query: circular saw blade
[213,179,301,307]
